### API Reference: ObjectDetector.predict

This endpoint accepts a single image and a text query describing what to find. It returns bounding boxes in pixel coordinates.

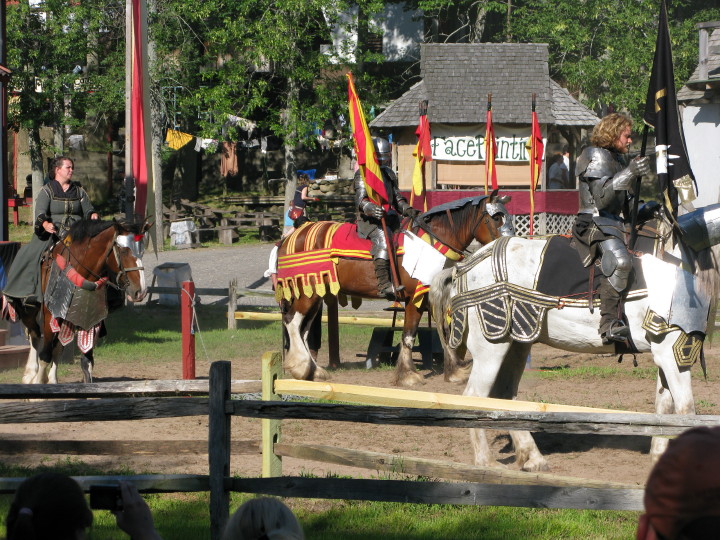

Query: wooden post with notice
[262,351,283,477]
[181,281,196,379]
[208,361,231,540]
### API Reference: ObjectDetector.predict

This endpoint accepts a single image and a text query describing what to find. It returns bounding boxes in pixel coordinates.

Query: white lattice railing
[512,213,575,237]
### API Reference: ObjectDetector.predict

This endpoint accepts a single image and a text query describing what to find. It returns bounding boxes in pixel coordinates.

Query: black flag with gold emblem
[642,0,696,217]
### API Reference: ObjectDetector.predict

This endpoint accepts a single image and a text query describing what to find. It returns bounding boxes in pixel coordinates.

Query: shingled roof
[371,43,598,128]
[678,25,720,102]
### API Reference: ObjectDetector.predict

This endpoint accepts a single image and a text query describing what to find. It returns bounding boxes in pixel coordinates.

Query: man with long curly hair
[573,113,652,344]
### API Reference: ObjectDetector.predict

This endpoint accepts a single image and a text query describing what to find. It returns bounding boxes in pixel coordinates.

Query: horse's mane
[420,197,483,228]
[68,217,146,242]
[68,219,114,242]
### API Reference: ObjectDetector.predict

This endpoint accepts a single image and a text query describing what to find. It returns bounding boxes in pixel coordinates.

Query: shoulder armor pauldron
[576,147,622,179]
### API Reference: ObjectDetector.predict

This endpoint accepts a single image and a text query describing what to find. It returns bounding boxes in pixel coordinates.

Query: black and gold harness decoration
[642,309,704,368]
[449,237,562,346]
[448,228,706,369]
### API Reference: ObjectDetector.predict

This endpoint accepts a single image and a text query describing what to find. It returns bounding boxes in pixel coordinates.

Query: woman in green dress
[3,156,99,306]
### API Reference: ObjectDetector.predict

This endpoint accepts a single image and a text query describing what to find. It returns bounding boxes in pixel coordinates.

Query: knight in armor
[572,113,651,344]
[3,156,98,306]
[355,137,419,300]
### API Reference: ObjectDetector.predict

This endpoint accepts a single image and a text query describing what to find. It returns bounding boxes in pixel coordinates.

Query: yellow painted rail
[274,379,645,415]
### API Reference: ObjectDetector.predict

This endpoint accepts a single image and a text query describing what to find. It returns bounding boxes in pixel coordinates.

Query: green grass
[0,462,639,540]
[533,365,658,380]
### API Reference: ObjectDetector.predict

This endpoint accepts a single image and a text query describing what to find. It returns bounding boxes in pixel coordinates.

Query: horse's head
[476,190,514,244]
[107,218,151,303]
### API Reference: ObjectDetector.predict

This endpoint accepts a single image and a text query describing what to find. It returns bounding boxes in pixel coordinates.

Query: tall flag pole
[642,0,696,220]
[529,93,544,235]
[347,74,403,297]
[347,73,388,207]
[411,100,431,212]
[484,94,498,195]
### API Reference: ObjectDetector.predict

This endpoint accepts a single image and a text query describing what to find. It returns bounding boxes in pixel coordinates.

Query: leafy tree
[6,0,123,201]
[509,0,720,119]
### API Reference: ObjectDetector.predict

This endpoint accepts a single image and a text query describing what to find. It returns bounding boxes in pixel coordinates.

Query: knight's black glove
[402,206,420,219]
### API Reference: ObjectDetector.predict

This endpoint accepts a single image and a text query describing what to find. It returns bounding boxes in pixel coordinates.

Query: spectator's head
[591,113,633,152]
[638,426,720,539]
[552,153,563,164]
[562,144,569,155]
[222,497,304,540]
[297,173,310,186]
[6,472,93,540]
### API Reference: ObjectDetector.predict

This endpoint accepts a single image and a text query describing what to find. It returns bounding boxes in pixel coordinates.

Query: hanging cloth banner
[166,129,194,150]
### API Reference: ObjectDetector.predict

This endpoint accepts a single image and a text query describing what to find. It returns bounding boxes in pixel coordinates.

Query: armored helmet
[372,137,392,168]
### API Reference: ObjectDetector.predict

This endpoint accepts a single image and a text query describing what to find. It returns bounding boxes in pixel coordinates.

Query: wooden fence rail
[4,357,720,539]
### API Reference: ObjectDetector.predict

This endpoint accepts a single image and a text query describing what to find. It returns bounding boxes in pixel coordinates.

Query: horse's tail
[429,268,455,351]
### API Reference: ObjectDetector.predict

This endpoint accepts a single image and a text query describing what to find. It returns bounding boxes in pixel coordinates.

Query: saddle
[535,235,648,303]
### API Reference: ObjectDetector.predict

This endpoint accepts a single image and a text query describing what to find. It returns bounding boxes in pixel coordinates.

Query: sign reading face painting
[430,124,545,162]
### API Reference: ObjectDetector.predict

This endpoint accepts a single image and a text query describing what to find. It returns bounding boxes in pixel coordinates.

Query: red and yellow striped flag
[347,74,387,206]
[484,103,497,194]
[411,109,432,212]
[528,105,544,235]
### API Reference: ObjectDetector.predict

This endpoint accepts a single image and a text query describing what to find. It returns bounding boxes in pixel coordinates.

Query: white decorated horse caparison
[431,204,720,471]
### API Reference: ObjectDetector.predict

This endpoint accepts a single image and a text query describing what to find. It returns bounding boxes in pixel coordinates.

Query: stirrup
[602,320,630,344]
[378,283,404,301]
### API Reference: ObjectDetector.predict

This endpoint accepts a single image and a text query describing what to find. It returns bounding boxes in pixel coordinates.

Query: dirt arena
[2,338,718,488]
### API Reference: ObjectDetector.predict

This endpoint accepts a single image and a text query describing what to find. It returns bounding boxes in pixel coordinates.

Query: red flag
[411,108,431,212]
[131,0,151,218]
[347,74,387,206]
[484,104,498,194]
[528,105,544,235]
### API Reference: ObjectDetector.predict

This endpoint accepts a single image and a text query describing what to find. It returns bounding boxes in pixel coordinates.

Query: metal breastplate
[576,147,625,216]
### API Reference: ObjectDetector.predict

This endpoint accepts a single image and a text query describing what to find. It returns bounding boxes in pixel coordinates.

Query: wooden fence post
[227,279,237,330]
[181,281,196,379]
[209,361,231,540]
[261,351,283,477]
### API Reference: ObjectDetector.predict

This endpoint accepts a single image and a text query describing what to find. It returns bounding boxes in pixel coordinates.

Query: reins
[52,227,143,291]
[412,203,499,258]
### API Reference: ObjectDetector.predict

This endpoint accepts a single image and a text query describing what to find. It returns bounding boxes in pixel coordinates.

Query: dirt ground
[2,339,719,489]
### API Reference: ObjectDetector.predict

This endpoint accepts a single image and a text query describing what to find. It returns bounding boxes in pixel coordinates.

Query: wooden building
[370,43,600,234]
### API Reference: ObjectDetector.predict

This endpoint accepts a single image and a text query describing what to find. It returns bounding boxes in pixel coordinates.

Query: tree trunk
[28,127,44,218]
[148,0,163,251]
[282,77,299,236]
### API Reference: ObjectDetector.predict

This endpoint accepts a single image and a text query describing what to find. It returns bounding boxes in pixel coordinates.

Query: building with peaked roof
[678,21,720,208]
[370,43,599,193]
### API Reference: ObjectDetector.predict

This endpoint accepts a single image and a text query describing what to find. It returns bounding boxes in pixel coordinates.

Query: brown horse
[278,191,513,387]
[11,218,149,384]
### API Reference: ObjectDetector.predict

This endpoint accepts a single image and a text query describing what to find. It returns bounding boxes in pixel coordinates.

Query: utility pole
[0,0,9,240]
[124,0,135,219]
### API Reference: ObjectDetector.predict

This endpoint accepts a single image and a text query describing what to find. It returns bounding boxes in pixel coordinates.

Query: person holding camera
[6,472,162,540]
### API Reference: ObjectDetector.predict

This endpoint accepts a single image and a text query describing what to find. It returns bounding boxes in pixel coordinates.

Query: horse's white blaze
[126,256,147,302]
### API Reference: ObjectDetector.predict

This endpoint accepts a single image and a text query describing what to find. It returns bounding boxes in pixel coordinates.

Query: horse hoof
[311,366,330,381]
[395,371,425,388]
[521,457,550,472]
[444,370,471,384]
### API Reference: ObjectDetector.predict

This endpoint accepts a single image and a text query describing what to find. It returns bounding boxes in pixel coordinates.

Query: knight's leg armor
[598,237,632,343]
[368,227,395,300]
